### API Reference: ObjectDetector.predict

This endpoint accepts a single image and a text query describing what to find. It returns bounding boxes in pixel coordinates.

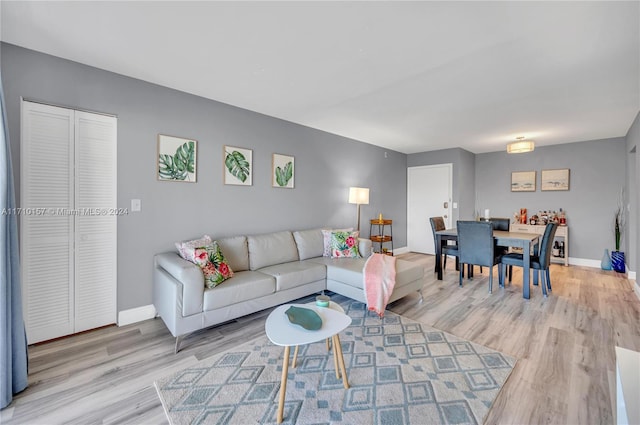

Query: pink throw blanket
[363,253,397,317]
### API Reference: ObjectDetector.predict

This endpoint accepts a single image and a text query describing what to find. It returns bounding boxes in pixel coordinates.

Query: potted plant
[611,193,626,273]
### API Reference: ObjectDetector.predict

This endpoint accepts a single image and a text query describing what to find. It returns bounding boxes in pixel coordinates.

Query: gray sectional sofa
[153,228,424,352]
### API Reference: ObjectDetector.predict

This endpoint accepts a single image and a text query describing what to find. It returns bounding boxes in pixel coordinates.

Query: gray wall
[475,138,628,262]
[626,111,639,272]
[1,43,408,312]
[407,148,476,223]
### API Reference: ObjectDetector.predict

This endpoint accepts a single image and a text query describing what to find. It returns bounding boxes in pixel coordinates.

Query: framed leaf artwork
[272,153,294,188]
[157,134,197,182]
[224,145,252,186]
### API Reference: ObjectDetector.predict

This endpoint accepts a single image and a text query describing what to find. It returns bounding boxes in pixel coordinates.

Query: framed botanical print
[272,154,294,188]
[511,171,536,192]
[157,134,197,182]
[541,169,570,191]
[223,145,252,186]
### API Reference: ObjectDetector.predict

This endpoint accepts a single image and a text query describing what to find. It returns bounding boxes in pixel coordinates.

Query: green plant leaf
[158,153,187,180]
[275,161,293,186]
[225,150,250,182]
[174,141,195,175]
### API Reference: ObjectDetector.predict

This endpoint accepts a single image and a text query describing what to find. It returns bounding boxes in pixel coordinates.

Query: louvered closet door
[21,101,117,344]
[74,111,117,332]
[21,102,75,343]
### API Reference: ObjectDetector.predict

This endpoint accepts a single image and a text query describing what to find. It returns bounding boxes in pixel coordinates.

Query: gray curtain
[0,73,28,409]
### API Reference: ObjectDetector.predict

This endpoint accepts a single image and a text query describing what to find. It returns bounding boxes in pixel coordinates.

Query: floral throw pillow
[194,242,234,288]
[322,227,353,257]
[179,241,234,288]
[330,230,360,258]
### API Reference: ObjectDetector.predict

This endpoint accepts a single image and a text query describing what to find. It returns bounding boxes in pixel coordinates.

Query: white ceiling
[1,1,639,154]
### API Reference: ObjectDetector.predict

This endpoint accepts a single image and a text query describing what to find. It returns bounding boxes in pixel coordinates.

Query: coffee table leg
[292,345,299,368]
[332,338,340,379]
[277,346,290,424]
[333,334,349,389]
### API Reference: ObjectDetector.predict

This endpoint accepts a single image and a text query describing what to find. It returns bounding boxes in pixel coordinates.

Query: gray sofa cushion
[203,270,276,311]
[248,231,299,270]
[293,228,324,260]
[217,235,249,272]
[259,261,326,291]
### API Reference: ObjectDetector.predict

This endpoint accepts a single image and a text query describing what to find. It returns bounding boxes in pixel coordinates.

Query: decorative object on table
[285,306,322,330]
[559,208,567,225]
[348,186,369,232]
[484,208,490,219]
[155,301,517,425]
[611,193,625,272]
[511,171,536,192]
[601,249,612,270]
[315,294,330,307]
[157,134,197,182]
[224,145,252,185]
[378,212,383,221]
[520,208,528,224]
[541,168,570,191]
[272,153,294,188]
[507,136,535,153]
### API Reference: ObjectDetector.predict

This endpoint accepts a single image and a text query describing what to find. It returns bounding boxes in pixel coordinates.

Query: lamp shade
[348,187,369,205]
[507,140,535,154]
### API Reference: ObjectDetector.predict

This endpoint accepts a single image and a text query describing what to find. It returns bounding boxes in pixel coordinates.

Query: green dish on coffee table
[285,306,322,330]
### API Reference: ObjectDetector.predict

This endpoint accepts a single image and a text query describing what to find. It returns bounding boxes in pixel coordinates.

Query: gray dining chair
[479,217,512,279]
[457,220,504,293]
[429,216,462,275]
[500,223,558,297]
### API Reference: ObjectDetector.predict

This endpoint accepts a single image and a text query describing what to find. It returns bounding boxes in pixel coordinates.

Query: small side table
[265,303,351,424]
[370,218,393,255]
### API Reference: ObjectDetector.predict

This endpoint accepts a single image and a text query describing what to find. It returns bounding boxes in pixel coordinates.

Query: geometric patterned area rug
[154,300,516,425]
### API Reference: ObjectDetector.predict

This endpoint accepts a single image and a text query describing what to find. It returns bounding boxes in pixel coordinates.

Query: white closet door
[21,102,75,343]
[74,111,117,332]
[22,101,117,344]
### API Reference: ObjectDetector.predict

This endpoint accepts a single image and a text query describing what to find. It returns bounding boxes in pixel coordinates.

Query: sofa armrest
[154,252,204,317]
[359,238,373,258]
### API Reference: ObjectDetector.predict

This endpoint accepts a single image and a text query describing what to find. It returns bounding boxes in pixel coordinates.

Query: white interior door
[407,164,453,254]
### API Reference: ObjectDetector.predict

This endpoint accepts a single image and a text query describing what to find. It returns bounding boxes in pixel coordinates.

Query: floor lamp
[348,187,369,232]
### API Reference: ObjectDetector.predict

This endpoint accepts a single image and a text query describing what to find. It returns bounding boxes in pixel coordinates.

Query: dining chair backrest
[538,223,559,269]
[457,221,494,267]
[430,216,445,233]
[479,217,510,231]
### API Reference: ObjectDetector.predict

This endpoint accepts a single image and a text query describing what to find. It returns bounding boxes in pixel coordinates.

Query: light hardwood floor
[2,253,638,424]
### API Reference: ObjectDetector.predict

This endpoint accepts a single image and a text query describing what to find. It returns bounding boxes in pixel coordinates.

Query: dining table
[435,228,540,299]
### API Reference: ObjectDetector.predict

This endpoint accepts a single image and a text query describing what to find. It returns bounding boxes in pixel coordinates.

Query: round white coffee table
[265,303,351,424]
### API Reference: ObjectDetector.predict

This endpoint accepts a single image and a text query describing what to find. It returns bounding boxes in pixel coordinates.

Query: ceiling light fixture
[507,136,535,154]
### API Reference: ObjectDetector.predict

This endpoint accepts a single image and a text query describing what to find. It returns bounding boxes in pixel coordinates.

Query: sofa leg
[175,335,185,354]
[417,289,424,303]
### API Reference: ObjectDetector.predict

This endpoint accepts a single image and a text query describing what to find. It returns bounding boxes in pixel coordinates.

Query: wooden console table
[510,223,569,266]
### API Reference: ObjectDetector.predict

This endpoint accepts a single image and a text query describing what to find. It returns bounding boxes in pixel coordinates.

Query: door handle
[443,201,448,208]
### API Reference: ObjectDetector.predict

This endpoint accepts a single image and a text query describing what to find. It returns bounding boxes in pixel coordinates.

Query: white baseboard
[393,246,410,255]
[118,304,156,326]
[628,270,636,280]
[633,281,640,302]
[568,257,601,268]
